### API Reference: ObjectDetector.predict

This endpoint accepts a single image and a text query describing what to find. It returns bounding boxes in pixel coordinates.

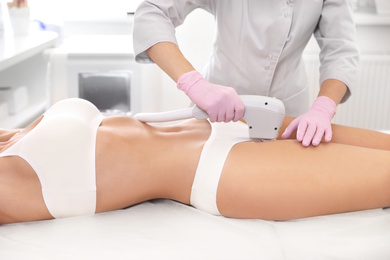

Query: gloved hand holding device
[281,96,337,146]
[177,70,245,123]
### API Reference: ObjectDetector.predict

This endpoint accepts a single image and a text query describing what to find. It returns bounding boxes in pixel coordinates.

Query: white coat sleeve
[314,0,359,103]
[132,0,213,63]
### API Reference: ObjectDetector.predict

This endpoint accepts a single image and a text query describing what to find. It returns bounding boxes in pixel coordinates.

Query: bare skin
[1,115,390,224]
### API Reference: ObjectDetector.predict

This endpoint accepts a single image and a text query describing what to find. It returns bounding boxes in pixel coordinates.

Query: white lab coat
[133,0,359,117]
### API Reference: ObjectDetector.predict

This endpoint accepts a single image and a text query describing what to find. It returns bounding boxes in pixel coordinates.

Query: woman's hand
[177,70,245,123]
[281,96,337,146]
[0,129,22,142]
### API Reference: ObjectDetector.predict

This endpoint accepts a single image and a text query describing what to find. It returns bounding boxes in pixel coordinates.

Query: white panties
[0,98,103,218]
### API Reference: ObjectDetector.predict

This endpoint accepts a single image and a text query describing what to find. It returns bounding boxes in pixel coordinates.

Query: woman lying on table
[0,98,389,224]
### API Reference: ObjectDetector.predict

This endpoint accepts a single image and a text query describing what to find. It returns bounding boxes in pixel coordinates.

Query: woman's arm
[133,1,244,122]
[314,0,359,103]
[318,79,348,105]
[281,1,360,146]
[133,0,204,64]
[146,41,195,82]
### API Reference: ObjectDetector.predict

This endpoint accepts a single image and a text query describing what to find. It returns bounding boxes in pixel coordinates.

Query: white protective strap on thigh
[190,121,250,215]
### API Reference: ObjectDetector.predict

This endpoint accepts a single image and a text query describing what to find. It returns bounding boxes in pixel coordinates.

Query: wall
[28,0,142,21]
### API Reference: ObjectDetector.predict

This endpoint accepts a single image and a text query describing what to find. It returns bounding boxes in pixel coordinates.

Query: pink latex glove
[281,96,337,147]
[177,70,245,122]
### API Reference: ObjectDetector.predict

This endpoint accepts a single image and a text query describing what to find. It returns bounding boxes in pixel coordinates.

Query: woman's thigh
[217,140,390,220]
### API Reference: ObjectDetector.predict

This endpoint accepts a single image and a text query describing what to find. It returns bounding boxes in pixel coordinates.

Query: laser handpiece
[133,95,285,141]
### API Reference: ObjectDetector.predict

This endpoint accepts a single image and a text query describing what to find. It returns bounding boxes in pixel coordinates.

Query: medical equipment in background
[134,95,286,141]
[0,85,29,115]
[47,35,160,116]
[0,1,5,37]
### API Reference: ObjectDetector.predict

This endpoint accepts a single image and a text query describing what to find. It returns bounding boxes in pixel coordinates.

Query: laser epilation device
[134,95,285,141]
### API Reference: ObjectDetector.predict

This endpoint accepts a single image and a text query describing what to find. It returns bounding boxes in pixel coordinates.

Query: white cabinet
[0,31,57,128]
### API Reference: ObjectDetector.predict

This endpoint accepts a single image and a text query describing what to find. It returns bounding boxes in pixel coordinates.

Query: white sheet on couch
[1,200,389,260]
